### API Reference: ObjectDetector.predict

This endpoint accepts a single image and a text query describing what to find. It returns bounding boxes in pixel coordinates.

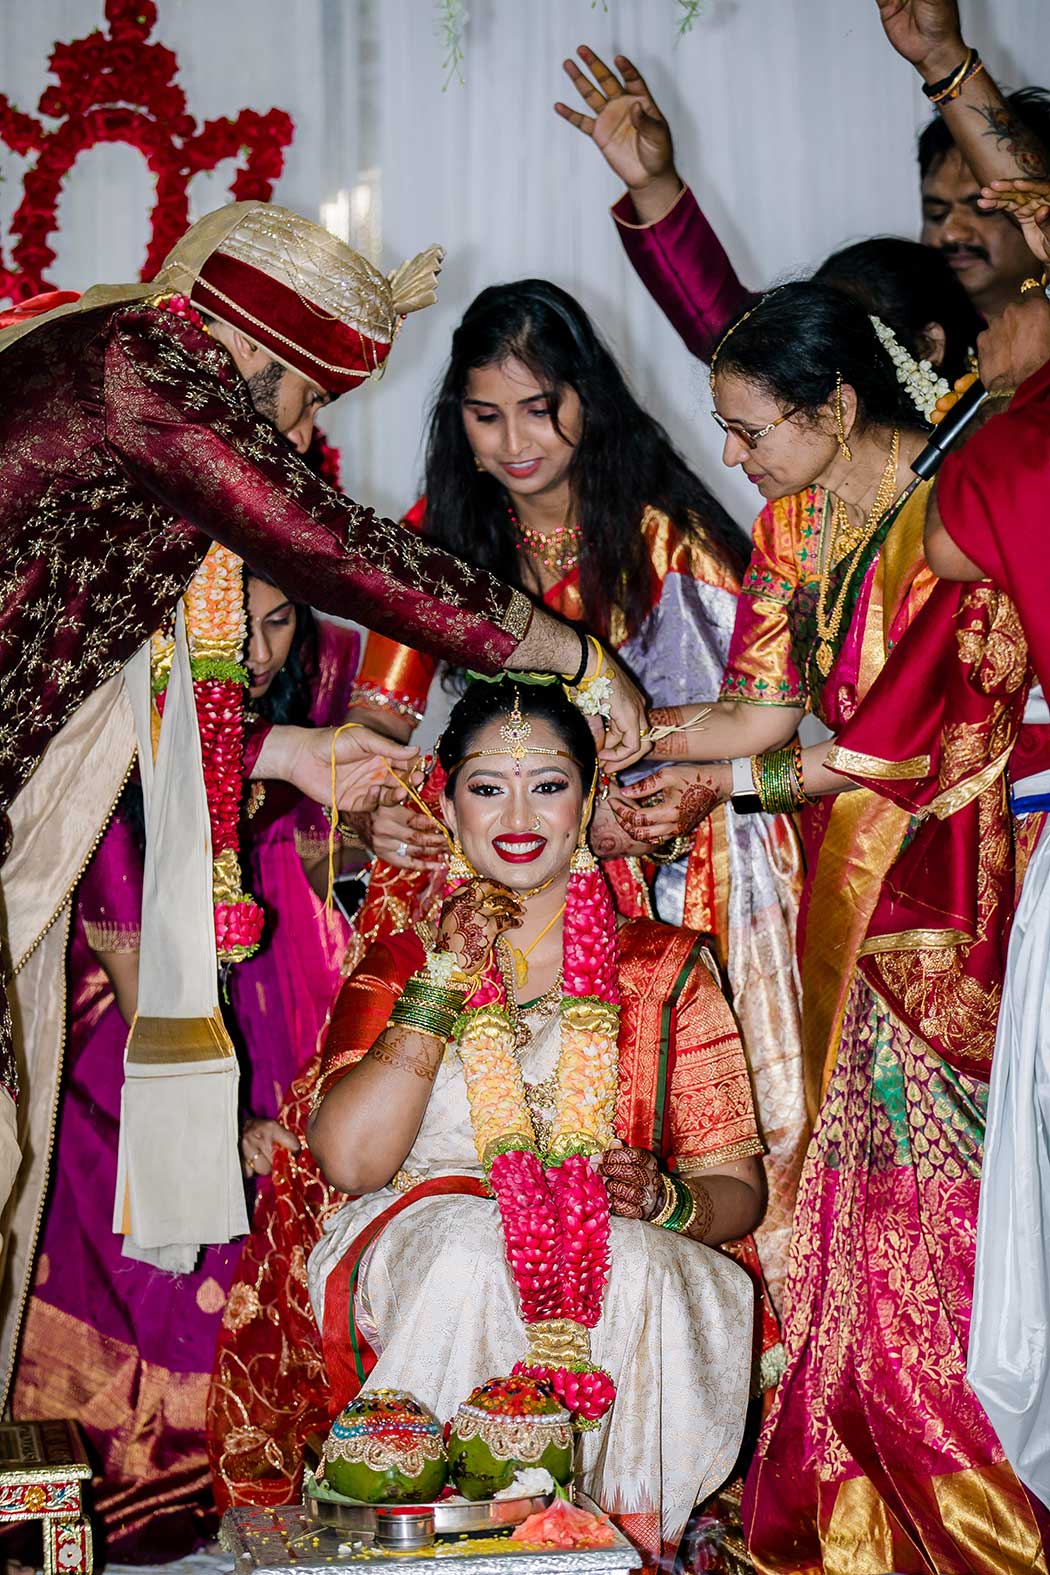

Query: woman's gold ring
[1020,276,1045,295]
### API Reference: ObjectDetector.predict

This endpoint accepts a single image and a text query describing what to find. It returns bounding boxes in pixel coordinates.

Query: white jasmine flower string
[869,315,950,423]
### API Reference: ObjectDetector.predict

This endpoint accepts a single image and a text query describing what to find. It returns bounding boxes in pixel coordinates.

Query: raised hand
[554,46,681,218]
[874,0,965,79]
[256,722,419,817]
[595,648,651,771]
[980,179,1050,264]
[437,878,523,979]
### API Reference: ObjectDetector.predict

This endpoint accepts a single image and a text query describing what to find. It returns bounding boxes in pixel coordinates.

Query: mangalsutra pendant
[507,947,529,990]
[815,641,833,677]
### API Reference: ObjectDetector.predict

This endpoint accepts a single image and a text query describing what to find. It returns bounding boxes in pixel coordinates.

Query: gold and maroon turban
[0,201,443,396]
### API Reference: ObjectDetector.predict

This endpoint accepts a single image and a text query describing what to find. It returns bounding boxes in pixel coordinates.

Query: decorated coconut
[446,1376,573,1501]
[321,1390,447,1504]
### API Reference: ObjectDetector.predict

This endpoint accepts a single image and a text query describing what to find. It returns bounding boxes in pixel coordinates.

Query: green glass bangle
[388,999,460,1040]
[757,745,805,816]
[662,1174,698,1234]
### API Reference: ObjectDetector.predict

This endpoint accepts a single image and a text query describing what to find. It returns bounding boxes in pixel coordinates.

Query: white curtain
[2,0,1047,535]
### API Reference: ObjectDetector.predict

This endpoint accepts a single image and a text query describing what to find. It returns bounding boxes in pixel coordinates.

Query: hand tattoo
[975,104,1050,181]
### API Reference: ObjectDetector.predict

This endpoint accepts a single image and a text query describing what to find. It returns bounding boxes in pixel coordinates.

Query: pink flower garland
[454,850,621,1426]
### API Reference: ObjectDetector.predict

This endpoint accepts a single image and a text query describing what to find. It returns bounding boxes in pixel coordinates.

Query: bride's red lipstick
[492,833,547,865]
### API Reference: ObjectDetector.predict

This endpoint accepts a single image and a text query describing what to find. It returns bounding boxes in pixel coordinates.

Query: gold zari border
[824,745,931,780]
[125,1007,235,1065]
[925,745,1012,821]
[859,927,970,957]
[675,1138,765,1173]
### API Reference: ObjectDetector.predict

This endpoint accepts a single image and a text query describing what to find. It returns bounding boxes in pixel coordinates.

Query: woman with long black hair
[346,279,806,1316]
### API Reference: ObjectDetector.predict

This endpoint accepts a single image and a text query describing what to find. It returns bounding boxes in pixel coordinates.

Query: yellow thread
[643,705,713,745]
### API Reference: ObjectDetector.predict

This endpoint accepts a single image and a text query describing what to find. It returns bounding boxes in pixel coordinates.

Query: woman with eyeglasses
[616,277,1049,1569]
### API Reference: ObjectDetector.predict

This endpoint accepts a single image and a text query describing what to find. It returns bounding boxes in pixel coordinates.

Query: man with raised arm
[555,36,1050,348]
[0,201,647,1227]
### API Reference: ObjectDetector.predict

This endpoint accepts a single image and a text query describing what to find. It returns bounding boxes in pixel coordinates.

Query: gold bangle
[649,1172,678,1229]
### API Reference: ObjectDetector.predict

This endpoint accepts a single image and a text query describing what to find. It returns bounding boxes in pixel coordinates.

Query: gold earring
[835,372,852,462]
[448,836,474,880]
[473,455,485,473]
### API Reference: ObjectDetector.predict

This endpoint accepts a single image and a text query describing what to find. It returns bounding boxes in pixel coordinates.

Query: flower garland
[453,845,621,1427]
[0,0,293,303]
[150,294,264,964]
[869,315,951,422]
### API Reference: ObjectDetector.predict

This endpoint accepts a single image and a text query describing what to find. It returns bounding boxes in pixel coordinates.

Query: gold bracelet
[648,1172,678,1229]
[647,833,693,866]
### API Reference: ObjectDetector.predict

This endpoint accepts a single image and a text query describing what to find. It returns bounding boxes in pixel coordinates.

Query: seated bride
[306,677,765,1557]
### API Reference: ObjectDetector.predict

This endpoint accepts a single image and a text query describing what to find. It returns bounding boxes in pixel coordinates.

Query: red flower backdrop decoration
[0,0,294,303]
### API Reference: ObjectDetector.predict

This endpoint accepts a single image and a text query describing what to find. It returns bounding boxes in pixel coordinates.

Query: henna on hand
[676,775,721,834]
[438,879,522,976]
[599,1144,661,1220]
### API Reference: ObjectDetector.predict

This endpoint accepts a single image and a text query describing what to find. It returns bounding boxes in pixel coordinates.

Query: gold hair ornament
[708,286,785,393]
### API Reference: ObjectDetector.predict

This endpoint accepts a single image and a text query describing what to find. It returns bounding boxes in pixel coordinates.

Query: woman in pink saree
[10,578,358,1560]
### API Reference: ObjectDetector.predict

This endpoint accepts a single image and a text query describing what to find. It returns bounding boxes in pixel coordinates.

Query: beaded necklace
[507,506,581,576]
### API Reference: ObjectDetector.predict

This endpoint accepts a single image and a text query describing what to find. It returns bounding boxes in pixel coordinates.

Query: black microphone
[911,380,990,479]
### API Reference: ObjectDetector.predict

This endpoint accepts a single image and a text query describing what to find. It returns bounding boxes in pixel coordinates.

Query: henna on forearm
[370,1025,443,1082]
[681,1179,716,1242]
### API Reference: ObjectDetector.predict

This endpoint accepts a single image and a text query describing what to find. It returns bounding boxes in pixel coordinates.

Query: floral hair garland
[869,315,951,422]
[452,840,621,1428]
[149,298,264,964]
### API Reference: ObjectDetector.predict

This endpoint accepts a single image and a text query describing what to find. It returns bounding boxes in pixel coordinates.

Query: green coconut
[447,1376,573,1501]
[322,1390,447,1504]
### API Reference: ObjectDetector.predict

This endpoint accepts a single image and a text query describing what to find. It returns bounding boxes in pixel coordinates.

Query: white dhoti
[969,767,1050,1503]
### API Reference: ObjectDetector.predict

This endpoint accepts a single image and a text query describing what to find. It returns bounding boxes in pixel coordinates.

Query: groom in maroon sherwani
[0,201,645,1132]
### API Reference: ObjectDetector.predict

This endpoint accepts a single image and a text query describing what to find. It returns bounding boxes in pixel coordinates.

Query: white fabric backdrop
[2,0,1048,528]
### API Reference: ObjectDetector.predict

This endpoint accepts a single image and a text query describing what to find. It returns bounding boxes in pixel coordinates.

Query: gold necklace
[507,507,582,575]
[495,940,563,1049]
[814,429,901,678]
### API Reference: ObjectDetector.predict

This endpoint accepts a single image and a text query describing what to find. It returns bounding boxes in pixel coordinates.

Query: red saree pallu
[828,577,1031,1080]
[937,357,1050,699]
